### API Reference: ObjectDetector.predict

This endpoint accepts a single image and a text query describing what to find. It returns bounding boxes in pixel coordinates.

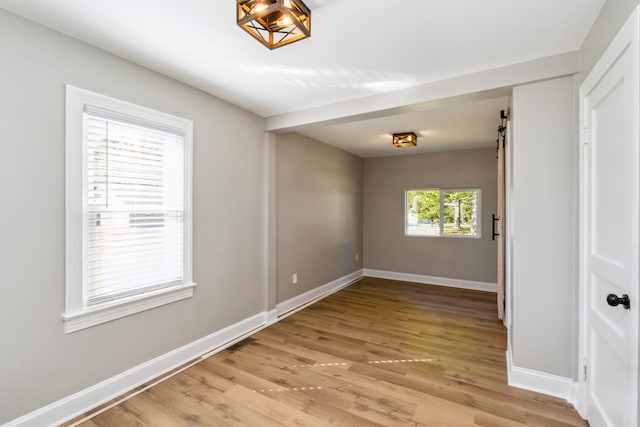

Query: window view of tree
[442,191,478,235]
[406,189,479,237]
[407,190,440,236]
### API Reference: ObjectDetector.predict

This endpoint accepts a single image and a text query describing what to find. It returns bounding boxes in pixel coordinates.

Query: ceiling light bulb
[252,3,268,13]
[278,15,293,26]
[284,0,292,8]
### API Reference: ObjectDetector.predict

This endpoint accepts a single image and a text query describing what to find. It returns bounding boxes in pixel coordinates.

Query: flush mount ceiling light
[392,132,418,148]
[237,0,311,50]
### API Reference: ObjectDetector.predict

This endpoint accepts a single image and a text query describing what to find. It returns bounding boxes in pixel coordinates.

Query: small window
[64,85,195,333]
[406,189,480,237]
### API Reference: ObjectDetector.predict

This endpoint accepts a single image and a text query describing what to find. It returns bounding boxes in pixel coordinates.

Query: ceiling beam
[265,51,579,132]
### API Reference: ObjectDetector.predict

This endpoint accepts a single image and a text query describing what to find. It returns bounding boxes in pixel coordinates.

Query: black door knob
[606,294,631,310]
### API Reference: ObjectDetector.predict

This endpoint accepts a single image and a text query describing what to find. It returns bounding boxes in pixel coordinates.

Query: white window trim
[64,84,195,334]
[405,188,482,239]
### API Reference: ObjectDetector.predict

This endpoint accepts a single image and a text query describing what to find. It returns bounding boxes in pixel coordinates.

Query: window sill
[405,233,482,239]
[62,282,196,334]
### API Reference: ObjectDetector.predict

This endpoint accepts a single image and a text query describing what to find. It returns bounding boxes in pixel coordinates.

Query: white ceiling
[0,0,604,157]
[303,96,511,158]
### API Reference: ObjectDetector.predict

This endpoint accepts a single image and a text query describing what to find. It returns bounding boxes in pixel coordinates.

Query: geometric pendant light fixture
[237,0,311,50]
[392,132,418,148]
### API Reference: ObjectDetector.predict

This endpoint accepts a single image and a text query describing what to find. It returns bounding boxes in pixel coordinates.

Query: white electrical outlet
[292,273,298,285]
[355,252,359,261]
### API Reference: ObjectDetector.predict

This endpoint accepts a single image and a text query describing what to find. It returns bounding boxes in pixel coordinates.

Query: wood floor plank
[524,411,586,427]
[413,394,477,426]
[68,278,588,426]
[473,411,527,427]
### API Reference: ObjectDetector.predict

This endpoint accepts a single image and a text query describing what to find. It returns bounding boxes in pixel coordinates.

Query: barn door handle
[492,214,500,240]
[606,293,630,310]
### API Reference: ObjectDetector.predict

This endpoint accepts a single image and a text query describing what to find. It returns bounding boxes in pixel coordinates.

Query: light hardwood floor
[65,277,587,426]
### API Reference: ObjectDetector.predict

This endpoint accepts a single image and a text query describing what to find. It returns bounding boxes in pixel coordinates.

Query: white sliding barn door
[580,7,639,427]
[497,123,505,320]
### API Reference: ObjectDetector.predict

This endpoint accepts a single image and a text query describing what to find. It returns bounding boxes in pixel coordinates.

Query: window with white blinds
[64,85,194,333]
[85,114,185,304]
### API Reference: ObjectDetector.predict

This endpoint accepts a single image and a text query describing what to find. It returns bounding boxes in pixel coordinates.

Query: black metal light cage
[237,0,311,50]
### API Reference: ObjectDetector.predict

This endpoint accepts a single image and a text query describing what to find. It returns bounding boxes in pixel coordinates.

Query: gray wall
[363,148,498,283]
[0,10,266,423]
[510,76,578,378]
[276,133,363,303]
[580,0,638,80]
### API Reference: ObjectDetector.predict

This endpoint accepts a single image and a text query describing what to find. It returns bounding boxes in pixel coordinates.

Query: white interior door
[580,8,639,427]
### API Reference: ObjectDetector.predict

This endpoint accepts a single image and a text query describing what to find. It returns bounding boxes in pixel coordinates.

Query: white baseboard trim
[5,270,365,427]
[363,269,497,293]
[5,313,266,427]
[264,308,278,325]
[276,269,363,318]
[506,347,578,405]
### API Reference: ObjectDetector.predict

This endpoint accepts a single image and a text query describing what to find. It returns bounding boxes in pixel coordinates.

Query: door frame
[578,6,640,423]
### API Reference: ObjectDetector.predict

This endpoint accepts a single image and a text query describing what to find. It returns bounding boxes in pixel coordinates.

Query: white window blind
[85,113,185,305]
